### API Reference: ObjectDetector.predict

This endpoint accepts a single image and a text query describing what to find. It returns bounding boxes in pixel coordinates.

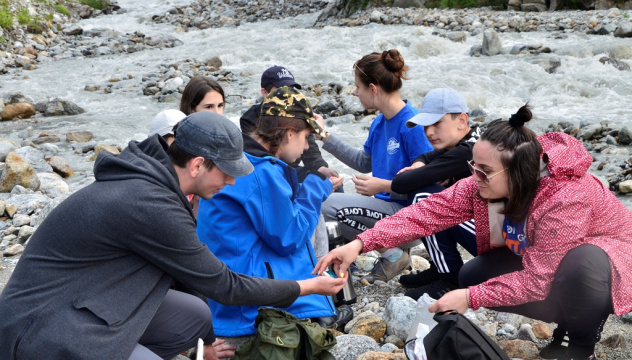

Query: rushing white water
[2,0,632,191]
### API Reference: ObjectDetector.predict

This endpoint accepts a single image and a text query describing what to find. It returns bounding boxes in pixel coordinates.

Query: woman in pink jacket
[316,105,631,360]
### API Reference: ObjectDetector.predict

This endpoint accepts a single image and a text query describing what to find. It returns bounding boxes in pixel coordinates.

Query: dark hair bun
[509,104,532,128]
[381,49,405,73]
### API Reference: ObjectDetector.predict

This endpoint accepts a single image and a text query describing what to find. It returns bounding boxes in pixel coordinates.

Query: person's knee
[554,244,610,295]
[321,196,339,221]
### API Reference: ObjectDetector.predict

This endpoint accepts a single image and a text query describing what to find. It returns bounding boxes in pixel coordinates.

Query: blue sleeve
[245,167,333,257]
[402,125,433,163]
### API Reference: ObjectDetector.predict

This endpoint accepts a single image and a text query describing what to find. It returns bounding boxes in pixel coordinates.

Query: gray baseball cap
[174,112,254,177]
[406,87,469,128]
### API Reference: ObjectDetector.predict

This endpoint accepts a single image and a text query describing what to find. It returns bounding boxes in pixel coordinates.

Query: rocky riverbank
[2,1,632,360]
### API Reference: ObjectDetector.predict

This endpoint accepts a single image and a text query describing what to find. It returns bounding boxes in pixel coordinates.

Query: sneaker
[539,328,568,360]
[399,262,440,288]
[360,250,410,284]
[404,277,459,300]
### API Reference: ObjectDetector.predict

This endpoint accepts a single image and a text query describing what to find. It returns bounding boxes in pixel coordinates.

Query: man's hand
[203,339,236,360]
[397,161,425,175]
[352,174,390,196]
[313,239,364,278]
[427,289,469,314]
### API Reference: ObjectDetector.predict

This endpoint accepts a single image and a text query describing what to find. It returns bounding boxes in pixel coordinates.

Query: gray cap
[406,87,469,128]
[174,112,254,177]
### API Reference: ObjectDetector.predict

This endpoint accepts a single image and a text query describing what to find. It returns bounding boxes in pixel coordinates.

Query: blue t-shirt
[502,217,529,256]
[364,101,433,203]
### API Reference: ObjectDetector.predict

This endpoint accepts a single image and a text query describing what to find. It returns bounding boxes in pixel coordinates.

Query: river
[1,0,632,195]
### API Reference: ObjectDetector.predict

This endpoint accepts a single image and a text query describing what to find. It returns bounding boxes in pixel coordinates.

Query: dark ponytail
[354,49,408,93]
[481,104,542,222]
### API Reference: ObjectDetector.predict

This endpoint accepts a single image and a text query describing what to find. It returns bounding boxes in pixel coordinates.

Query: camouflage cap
[261,86,327,138]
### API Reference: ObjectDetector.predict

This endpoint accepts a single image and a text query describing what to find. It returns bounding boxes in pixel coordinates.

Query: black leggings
[460,244,613,348]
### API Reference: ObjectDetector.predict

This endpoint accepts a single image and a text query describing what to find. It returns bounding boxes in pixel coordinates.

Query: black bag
[422,310,510,360]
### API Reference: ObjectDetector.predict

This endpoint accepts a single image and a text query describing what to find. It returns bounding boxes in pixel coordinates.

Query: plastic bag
[403,293,438,360]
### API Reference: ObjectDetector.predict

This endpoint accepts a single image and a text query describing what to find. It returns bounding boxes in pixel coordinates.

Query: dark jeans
[410,184,477,281]
[460,244,613,348]
[128,290,214,360]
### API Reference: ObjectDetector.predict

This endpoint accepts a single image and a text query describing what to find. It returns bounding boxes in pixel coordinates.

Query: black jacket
[391,127,482,194]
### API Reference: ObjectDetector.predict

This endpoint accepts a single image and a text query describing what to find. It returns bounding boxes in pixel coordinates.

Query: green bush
[17,7,30,25]
[54,4,70,16]
[0,7,13,29]
[79,0,110,10]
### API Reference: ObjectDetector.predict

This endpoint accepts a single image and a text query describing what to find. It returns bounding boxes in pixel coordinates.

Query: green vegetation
[0,36,6,43]
[0,6,13,29]
[54,4,70,16]
[17,7,30,25]
[79,0,110,10]
[45,12,54,21]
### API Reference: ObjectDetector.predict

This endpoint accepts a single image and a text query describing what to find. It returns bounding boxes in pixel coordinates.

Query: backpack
[413,310,510,360]
[232,308,337,360]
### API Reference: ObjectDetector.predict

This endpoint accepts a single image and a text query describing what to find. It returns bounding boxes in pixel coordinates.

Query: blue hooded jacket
[196,134,336,336]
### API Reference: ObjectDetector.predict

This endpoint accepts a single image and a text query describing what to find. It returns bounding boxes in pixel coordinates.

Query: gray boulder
[14,147,53,173]
[37,172,70,198]
[608,44,632,60]
[614,23,632,38]
[482,29,502,56]
[0,139,18,162]
[619,127,632,145]
[330,335,379,360]
[342,95,365,116]
[383,296,417,340]
[34,98,85,117]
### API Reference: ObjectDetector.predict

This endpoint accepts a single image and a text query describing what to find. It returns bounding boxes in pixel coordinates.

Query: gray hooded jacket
[0,135,299,360]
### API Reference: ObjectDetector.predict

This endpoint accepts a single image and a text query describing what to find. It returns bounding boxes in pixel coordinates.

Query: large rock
[599,57,631,71]
[614,23,632,38]
[5,193,50,216]
[532,323,553,339]
[89,144,122,160]
[14,147,53,173]
[37,172,70,198]
[330,335,379,360]
[46,156,74,178]
[384,296,417,340]
[349,314,387,342]
[0,139,19,161]
[578,123,603,140]
[34,99,85,117]
[66,131,94,143]
[341,95,365,116]
[482,29,502,56]
[498,339,539,359]
[619,127,632,145]
[17,225,36,244]
[0,153,40,192]
[521,2,548,10]
[392,0,425,8]
[2,103,36,121]
[618,180,632,193]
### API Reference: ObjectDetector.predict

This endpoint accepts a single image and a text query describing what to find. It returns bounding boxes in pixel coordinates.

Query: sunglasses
[467,160,506,184]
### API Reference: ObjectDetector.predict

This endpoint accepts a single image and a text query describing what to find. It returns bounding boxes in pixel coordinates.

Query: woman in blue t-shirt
[319,49,433,284]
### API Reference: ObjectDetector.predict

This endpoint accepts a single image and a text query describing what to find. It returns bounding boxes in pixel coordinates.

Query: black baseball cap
[260,65,302,90]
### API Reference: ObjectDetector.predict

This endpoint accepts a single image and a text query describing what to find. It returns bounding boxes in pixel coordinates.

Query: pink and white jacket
[357,132,632,315]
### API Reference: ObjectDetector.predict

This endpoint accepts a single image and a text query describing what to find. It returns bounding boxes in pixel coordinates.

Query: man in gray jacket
[0,112,345,360]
